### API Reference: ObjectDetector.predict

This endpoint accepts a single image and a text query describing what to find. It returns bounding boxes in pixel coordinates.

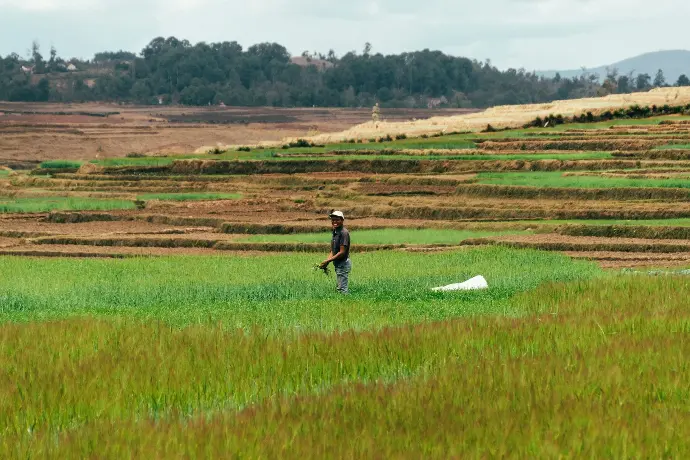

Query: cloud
[1,0,689,69]
[0,0,98,11]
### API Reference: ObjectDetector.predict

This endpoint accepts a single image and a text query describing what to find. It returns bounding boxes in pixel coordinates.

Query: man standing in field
[320,211,352,294]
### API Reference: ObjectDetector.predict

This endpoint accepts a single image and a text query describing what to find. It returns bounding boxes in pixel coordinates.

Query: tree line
[1,38,689,108]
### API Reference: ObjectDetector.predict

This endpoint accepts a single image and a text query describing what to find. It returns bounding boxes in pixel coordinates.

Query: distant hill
[537,50,690,84]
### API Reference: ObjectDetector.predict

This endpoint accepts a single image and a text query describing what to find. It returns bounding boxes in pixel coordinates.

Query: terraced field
[2,113,690,267]
[1,110,690,456]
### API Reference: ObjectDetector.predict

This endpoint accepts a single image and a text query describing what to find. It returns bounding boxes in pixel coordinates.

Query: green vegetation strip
[243,229,528,245]
[39,160,84,169]
[0,248,598,329]
[270,152,613,161]
[478,171,690,189]
[0,197,135,213]
[138,192,242,201]
[656,144,690,150]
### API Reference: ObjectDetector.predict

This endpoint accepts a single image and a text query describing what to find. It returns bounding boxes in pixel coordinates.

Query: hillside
[297,87,690,144]
[538,50,690,83]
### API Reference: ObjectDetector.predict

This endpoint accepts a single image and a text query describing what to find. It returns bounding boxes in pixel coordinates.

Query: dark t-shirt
[331,227,350,262]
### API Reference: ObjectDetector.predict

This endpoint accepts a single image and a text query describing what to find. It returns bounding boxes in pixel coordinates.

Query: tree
[653,69,666,87]
[676,74,690,87]
[31,41,46,73]
[602,67,619,94]
[616,74,631,94]
[636,73,652,91]
[0,35,615,108]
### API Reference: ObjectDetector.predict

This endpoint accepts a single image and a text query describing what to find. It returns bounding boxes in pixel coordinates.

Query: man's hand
[319,260,330,269]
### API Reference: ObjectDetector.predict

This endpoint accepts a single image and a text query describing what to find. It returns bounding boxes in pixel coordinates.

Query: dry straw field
[1,93,690,457]
[301,87,690,143]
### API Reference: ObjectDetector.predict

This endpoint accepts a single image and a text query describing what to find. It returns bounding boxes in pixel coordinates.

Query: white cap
[329,210,345,219]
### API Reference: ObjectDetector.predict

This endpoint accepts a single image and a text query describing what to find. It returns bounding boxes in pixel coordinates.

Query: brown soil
[0,103,474,163]
[564,251,690,268]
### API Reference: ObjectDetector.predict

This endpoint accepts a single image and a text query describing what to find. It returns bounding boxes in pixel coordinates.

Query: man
[320,211,352,294]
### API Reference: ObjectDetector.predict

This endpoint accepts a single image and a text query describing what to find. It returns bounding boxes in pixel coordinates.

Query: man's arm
[321,245,346,267]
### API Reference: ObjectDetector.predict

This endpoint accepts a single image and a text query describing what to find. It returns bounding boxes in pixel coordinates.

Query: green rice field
[242,228,528,245]
[0,196,135,213]
[477,171,690,189]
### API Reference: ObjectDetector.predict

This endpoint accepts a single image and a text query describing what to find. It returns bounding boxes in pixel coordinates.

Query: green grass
[0,170,9,177]
[39,160,84,169]
[0,196,135,213]
[656,144,690,150]
[477,171,690,189]
[270,152,613,161]
[242,228,528,245]
[138,192,242,201]
[0,247,599,330]
[1,273,689,457]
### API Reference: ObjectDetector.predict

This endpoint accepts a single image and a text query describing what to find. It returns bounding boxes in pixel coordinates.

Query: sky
[1,0,689,71]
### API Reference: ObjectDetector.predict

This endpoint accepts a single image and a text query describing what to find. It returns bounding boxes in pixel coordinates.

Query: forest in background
[1,37,688,108]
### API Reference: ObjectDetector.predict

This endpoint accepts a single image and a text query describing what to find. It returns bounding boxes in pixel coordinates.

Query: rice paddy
[2,106,690,457]
[477,171,690,189]
[0,196,135,213]
[242,228,529,245]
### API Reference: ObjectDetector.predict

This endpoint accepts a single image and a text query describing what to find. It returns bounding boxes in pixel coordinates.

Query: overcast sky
[1,0,689,71]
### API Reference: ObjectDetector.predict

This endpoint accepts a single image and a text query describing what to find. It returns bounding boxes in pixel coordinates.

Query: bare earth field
[0,102,475,165]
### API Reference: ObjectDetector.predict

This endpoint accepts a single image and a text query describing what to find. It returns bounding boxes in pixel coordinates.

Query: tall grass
[243,229,529,245]
[0,197,135,213]
[1,275,688,457]
[478,171,690,189]
[0,248,600,330]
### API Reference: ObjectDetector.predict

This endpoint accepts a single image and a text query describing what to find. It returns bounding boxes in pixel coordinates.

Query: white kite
[432,275,488,292]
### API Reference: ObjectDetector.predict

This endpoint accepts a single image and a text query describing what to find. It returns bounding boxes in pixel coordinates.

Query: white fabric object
[432,275,488,292]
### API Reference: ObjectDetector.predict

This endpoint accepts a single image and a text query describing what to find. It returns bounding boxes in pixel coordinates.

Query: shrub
[395,134,407,140]
[237,147,251,152]
[209,148,225,155]
[39,160,83,169]
[288,139,313,148]
[126,153,147,158]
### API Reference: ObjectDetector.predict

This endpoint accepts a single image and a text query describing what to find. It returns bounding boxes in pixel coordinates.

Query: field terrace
[1,114,690,267]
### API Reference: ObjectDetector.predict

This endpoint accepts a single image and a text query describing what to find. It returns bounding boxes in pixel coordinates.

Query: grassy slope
[243,229,529,245]
[478,171,690,189]
[2,274,689,457]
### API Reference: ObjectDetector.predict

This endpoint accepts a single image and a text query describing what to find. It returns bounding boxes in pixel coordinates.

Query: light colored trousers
[334,258,352,294]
